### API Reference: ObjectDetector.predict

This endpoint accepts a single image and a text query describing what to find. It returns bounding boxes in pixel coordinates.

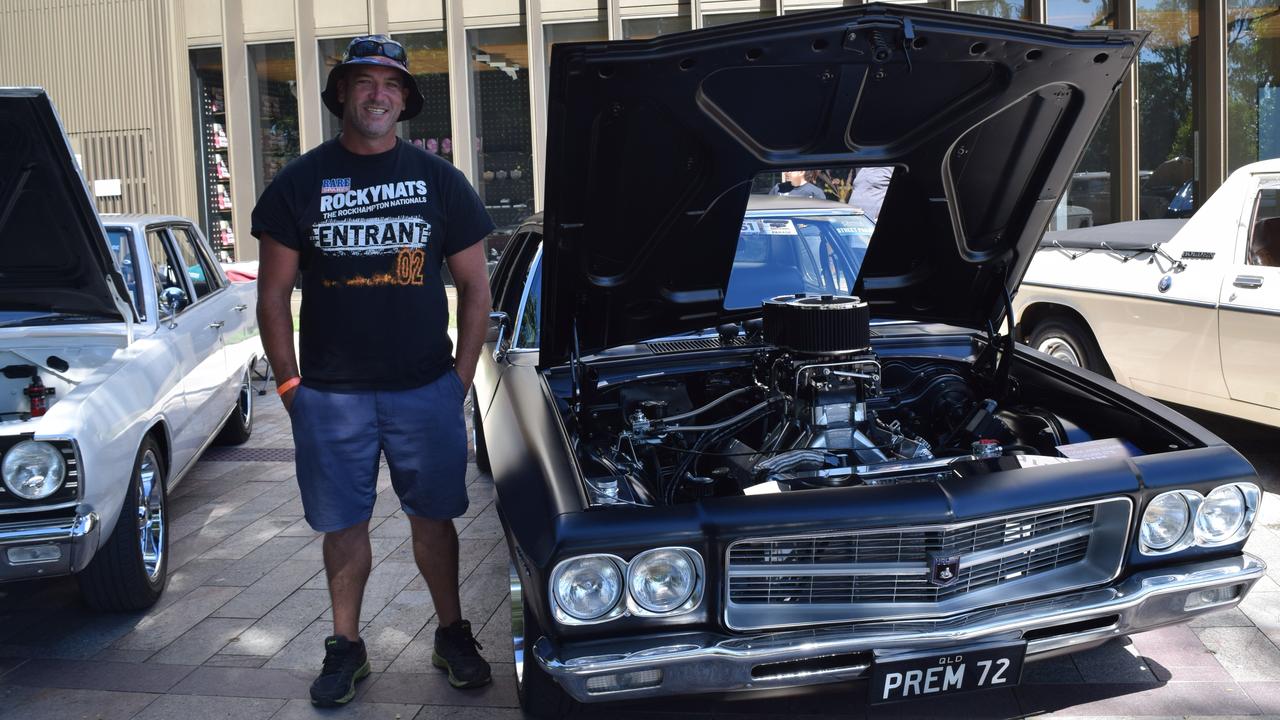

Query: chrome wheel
[137,449,165,582]
[237,369,253,428]
[1036,336,1082,367]
[510,560,526,686]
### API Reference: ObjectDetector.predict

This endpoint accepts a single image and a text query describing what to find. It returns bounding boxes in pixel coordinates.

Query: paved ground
[0,393,1278,720]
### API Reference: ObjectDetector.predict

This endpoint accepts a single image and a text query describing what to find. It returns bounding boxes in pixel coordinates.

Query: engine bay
[565,294,1196,507]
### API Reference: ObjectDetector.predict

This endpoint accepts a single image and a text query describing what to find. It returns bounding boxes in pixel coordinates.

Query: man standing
[252,35,494,707]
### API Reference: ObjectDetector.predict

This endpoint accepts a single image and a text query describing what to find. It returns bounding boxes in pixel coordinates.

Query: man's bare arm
[445,242,492,394]
[256,234,302,409]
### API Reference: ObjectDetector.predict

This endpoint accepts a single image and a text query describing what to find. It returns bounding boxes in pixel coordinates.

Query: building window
[544,19,608,72]
[703,11,774,27]
[469,24,534,228]
[1050,0,1121,229]
[319,37,353,141]
[1137,0,1199,218]
[1227,0,1280,172]
[248,42,300,192]
[956,0,1029,19]
[190,47,236,259]
[622,1,693,39]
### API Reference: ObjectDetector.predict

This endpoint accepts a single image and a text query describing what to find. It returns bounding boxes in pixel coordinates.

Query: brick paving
[0,394,1278,719]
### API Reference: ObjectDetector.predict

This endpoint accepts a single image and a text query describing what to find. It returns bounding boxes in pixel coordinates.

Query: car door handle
[233,304,248,312]
[1233,275,1264,289]
[207,321,225,329]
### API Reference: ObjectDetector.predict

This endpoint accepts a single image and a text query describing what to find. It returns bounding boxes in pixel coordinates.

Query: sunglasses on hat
[345,38,407,65]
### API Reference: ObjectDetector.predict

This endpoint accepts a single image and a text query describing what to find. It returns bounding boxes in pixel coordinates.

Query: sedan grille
[725,499,1132,631]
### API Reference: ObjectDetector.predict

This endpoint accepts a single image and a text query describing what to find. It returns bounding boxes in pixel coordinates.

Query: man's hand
[446,242,492,398]
[281,385,299,412]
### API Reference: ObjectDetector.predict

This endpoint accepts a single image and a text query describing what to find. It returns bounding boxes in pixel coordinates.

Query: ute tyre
[215,366,255,445]
[1029,317,1112,378]
[78,437,168,611]
[472,391,491,474]
[511,559,579,718]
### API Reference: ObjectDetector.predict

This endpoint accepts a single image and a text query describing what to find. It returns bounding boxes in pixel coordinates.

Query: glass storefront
[623,2,693,39]
[544,20,609,70]
[1227,0,1280,172]
[248,42,300,192]
[468,24,535,229]
[956,0,1028,16]
[189,48,236,259]
[1137,0,1199,218]
[1050,0,1121,228]
[703,11,775,27]
[318,36,354,141]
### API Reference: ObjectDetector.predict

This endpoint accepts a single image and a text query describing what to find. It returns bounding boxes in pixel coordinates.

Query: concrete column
[295,0,323,153]
[527,0,547,212]
[608,0,623,39]
[222,0,258,260]
[368,0,388,34]
[1117,0,1139,222]
[446,0,476,183]
[1202,0,1228,198]
[691,0,703,28]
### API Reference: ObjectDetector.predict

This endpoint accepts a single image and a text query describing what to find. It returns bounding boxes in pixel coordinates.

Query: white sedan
[0,88,261,610]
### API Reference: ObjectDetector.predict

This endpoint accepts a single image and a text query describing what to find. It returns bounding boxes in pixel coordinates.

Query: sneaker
[432,619,492,688]
[310,635,371,707]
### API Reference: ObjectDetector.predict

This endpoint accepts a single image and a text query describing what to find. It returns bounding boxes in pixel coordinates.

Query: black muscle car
[471,5,1266,715]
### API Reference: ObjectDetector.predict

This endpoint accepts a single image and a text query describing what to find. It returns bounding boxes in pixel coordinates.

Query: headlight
[1196,485,1247,544]
[2,441,66,500]
[551,555,623,621]
[628,548,697,613]
[1140,491,1191,551]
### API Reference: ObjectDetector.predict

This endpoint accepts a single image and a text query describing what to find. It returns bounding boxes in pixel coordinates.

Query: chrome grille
[725,498,1132,631]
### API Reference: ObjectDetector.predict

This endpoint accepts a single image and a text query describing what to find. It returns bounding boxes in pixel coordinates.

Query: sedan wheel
[78,437,169,611]
[1035,335,1082,367]
[215,366,255,445]
[510,558,578,717]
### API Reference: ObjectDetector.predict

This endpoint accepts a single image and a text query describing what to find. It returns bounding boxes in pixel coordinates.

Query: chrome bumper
[535,553,1265,703]
[0,510,100,582]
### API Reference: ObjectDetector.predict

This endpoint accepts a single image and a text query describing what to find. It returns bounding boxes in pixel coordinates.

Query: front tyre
[78,437,168,611]
[510,559,579,718]
[1028,317,1112,378]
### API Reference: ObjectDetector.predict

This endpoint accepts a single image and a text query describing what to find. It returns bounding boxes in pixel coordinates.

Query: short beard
[344,106,397,140]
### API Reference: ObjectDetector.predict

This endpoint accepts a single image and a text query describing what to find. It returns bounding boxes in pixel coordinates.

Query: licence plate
[869,641,1025,704]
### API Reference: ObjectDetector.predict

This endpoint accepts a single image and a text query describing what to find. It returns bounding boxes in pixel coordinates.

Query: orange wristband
[276,376,301,396]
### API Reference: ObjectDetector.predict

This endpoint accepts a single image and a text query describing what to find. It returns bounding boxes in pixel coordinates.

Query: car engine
[575,294,1097,507]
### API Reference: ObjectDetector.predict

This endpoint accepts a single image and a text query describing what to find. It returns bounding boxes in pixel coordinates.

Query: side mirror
[160,286,189,316]
[487,311,510,361]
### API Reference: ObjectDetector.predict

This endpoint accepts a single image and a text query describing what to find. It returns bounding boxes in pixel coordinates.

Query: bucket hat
[321,35,424,121]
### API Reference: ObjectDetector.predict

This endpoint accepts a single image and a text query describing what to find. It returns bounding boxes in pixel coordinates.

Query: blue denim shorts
[289,370,469,532]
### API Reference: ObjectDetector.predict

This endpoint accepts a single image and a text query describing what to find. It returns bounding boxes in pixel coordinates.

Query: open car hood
[0,88,134,323]
[539,4,1144,366]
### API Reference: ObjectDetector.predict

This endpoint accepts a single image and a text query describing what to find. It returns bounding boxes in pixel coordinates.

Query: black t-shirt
[251,138,494,391]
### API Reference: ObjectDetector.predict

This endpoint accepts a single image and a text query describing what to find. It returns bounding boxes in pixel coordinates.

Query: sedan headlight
[551,555,623,621]
[2,441,67,500]
[628,548,698,613]
[1140,491,1191,551]
[1195,484,1251,545]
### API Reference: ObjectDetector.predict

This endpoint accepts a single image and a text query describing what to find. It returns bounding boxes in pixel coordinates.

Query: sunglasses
[345,39,407,65]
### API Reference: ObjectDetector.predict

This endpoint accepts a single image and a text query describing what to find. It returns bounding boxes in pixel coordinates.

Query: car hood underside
[538,4,1144,366]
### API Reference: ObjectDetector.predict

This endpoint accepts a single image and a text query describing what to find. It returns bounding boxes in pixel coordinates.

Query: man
[769,169,826,199]
[251,35,494,707]
[846,165,893,221]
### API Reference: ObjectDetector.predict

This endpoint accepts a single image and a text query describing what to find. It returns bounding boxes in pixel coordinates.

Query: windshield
[724,211,874,310]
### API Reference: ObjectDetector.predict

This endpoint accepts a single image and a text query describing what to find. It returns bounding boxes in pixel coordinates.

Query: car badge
[1158,275,1172,293]
[929,552,961,587]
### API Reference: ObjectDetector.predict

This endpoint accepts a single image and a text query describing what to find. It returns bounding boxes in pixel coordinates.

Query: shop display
[191,49,236,259]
